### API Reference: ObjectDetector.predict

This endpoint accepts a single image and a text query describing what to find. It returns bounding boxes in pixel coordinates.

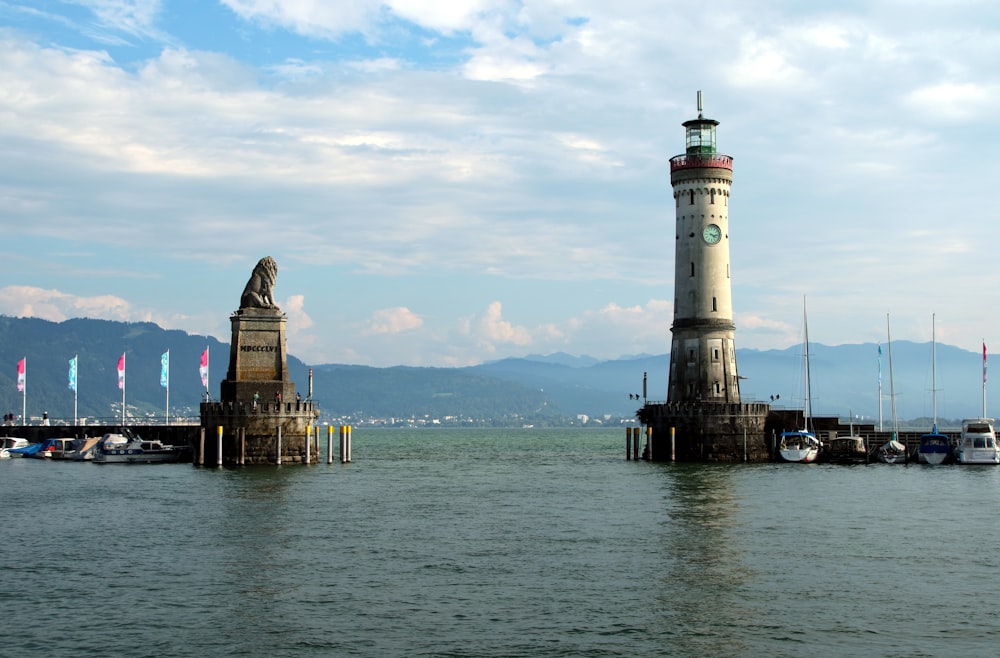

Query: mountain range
[0,316,990,427]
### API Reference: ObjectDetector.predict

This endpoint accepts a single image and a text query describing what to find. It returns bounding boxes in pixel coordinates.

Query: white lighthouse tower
[667,91,740,403]
[638,92,770,461]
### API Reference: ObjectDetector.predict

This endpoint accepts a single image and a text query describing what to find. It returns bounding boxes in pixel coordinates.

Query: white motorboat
[30,437,80,460]
[92,432,188,464]
[955,418,1000,465]
[0,436,29,459]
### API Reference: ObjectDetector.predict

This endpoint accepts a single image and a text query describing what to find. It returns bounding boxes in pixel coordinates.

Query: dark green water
[4,428,1000,657]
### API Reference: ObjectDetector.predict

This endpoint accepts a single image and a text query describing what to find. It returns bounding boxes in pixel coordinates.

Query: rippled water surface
[4,428,1000,657]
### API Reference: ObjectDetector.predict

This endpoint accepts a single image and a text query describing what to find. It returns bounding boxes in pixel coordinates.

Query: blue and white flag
[877,343,882,386]
[68,356,77,392]
[160,351,169,389]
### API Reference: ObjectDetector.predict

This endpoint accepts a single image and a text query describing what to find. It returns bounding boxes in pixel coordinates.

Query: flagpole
[983,340,988,418]
[164,350,170,426]
[21,357,26,424]
[200,346,210,401]
[877,344,883,432]
[73,355,78,425]
[121,353,126,425]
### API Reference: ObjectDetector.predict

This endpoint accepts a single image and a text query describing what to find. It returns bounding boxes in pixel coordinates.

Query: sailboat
[917,314,951,465]
[777,297,821,463]
[877,313,907,463]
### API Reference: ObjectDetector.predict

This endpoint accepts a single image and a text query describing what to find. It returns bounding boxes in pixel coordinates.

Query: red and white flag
[199,348,209,388]
[16,357,25,392]
[117,353,125,390]
[984,342,988,384]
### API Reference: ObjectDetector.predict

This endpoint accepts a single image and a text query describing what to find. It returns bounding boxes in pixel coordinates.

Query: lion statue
[240,256,279,310]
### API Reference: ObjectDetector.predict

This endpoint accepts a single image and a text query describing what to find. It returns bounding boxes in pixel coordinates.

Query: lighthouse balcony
[669,153,733,172]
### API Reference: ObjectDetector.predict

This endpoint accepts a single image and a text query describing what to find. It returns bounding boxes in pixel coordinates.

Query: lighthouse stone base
[638,401,771,462]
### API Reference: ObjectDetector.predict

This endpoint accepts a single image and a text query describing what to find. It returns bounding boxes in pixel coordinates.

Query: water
[4,428,1000,657]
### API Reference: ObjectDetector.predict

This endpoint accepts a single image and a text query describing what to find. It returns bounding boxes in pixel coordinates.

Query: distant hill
[0,316,991,426]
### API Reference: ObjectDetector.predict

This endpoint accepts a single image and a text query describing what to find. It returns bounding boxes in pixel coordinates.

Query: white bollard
[327,426,334,464]
[216,426,223,468]
[276,426,282,465]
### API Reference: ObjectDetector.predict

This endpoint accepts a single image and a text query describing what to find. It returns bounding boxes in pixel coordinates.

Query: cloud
[282,294,314,330]
[0,285,132,321]
[364,307,424,335]
[219,0,379,38]
[468,301,532,352]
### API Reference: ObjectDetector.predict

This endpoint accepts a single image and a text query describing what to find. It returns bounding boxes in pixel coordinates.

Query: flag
[877,343,882,386]
[117,353,125,390]
[16,357,25,392]
[984,342,988,384]
[68,356,78,392]
[199,347,209,388]
[160,351,169,389]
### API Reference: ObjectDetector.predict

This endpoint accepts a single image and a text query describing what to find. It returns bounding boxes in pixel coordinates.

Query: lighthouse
[667,91,740,404]
[638,92,770,461]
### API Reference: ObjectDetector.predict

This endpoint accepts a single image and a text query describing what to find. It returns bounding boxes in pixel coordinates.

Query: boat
[918,314,951,465]
[877,313,907,463]
[71,436,102,461]
[8,442,43,457]
[0,436,29,459]
[954,418,1000,465]
[778,297,821,463]
[29,437,81,460]
[92,431,189,464]
[826,415,867,464]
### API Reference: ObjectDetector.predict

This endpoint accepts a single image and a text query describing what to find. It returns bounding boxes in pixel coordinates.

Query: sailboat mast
[931,313,937,427]
[803,296,812,430]
[887,313,898,438]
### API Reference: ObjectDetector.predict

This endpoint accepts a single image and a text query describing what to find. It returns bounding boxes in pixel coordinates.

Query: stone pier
[639,401,771,462]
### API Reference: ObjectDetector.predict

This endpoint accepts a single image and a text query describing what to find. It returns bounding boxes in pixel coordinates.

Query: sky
[2,0,1000,367]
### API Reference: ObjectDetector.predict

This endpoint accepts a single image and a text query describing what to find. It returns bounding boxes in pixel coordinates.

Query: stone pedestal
[220,308,295,404]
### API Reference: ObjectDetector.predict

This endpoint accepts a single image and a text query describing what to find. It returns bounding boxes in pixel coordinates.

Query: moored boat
[917,427,951,465]
[954,418,1000,465]
[778,430,821,463]
[918,315,950,465]
[877,313,906,463]
[778,297,820,464]
[92,431,189,464]
[29,437,80,460]
[826,434,868,464]
[877,437,907,464]
[0,436,30,459]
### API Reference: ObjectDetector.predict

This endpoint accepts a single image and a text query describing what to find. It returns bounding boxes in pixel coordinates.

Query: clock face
[703,224,722,244]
